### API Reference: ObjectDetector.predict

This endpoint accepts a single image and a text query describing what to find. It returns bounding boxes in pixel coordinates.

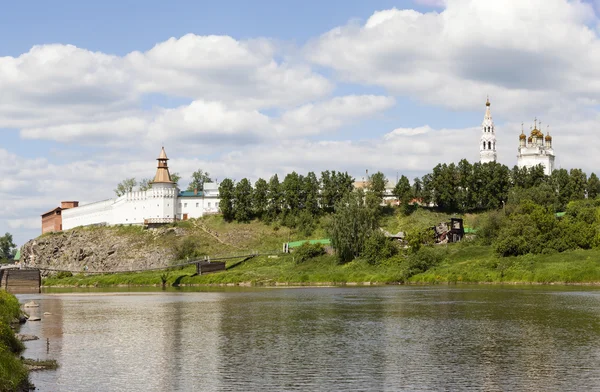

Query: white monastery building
[479,97,497,164]
[48,148,221,232]
[517,119,555,176]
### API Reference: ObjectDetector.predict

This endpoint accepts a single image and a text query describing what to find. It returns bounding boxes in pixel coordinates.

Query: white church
[479,98,555,176]
[59,148,221,231]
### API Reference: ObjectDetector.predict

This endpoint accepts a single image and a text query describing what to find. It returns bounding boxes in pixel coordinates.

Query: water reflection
[16,286,600,391]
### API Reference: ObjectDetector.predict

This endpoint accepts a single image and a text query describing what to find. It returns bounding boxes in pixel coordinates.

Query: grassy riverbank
[42,244,600,287]
[0,291,30,392]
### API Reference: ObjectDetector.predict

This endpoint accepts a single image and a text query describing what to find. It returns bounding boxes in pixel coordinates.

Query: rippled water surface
[16,286,600,391]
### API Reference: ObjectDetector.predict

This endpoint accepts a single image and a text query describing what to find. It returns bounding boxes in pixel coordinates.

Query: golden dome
[531,128,543,138]
[519,133,526,140]
[545,134,552,141]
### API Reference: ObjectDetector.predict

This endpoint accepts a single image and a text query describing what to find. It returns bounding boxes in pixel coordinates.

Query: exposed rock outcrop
[21,226,181,275]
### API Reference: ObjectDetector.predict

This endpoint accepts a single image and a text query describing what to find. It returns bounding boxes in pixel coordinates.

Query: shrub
[294,243,326,264]
[362,230,398,265]
[0,322,23,354]
[55,271,73,279]
[175,237,202,260]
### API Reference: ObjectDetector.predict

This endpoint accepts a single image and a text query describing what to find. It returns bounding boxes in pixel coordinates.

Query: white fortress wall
[62,199,115,230]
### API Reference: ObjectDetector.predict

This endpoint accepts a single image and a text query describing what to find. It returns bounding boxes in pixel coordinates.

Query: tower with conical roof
[152,147,174,188]
[517,119,555,175]
[479,97,497,164]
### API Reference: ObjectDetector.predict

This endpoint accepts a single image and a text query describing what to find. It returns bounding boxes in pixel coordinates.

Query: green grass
[411,244,600,284]
[22,358,59,370]
[0,291,30,392]
[43,244,600,287]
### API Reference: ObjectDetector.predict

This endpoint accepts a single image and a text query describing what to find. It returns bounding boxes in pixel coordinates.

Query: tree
[234,178,253,222]
[328,190,379,263]
[186,169,212,192]
[568,168,587,201]
[266,174,282,220]
[139,178,152,191]
[0,233,16,260]
[368,171,387,202]
[253,178,269,219]
[218,178,235,221]
[304,172,320,216]
[114,178,137,196]
[393,175,411,202]
[587,173,600,199]
[171,172,181,186]
[412,177,423,200]
[281,172,302,215]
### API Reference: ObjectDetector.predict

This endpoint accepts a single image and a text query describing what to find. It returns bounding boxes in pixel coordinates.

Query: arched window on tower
[483,141,486,150]
[488,141,491,150]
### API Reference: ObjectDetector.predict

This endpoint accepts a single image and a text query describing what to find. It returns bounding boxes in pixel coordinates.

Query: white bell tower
[480,97,497,164]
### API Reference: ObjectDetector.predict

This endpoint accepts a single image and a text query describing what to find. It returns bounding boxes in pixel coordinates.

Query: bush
[294,243,326,264]
[55,271,73,279]
[175,237,203,260]
[362,230,398,265]
[406,246,445,273]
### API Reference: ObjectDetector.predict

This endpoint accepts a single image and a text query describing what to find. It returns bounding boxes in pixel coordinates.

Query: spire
[152,147,173,184]
[486,95,490,107]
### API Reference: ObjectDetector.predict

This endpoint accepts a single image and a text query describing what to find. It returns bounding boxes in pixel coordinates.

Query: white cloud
[307,0,600,116]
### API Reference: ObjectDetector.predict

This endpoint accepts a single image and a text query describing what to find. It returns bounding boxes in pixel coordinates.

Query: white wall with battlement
[62,187,221,230]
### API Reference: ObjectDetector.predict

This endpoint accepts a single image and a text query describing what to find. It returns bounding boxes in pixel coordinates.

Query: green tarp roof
[287,239,331,248]
[13,249,20,261]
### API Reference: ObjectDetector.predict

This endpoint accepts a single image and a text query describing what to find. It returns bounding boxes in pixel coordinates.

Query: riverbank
[0,291,31,392]
[42,245,600,287]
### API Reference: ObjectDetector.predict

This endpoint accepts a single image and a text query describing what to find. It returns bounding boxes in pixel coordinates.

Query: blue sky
[2,0,600,246]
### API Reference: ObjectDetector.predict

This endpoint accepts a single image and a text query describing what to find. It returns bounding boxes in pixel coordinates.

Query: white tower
[480,97,497,164]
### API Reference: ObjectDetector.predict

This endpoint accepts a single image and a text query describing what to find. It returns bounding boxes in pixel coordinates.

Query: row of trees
[114,169,212,196]
[218,171,355,223]
[416,160,599,213]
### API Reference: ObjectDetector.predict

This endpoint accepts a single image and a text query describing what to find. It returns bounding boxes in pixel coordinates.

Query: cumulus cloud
[307,0,600,116]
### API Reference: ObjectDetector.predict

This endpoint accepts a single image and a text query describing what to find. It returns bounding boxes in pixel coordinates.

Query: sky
[3,0,600,246]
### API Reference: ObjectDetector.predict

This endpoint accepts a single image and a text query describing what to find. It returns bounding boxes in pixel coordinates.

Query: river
[16,286,600,391]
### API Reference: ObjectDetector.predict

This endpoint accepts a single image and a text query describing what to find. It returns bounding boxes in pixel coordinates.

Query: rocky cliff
[21,226,183,274]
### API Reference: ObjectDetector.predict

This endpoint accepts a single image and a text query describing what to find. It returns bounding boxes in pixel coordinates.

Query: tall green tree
[328,190,379,263]
[412,177,423,200]
[368,171,387,202]
[281,172,302,214]
[333,171,354,204]
[252,178,269,219]
[114,178,137,196]
[234,178,253,222]
[266,174,282,220]
[550,168,571,210]
[587,173,600,199]
[320,170,336,212]
[186,169,212,192]
[568,168,587,201]
[218,178,235,221]
[0,233,16,260]
[394,175,411,202]
[304,171,321,216]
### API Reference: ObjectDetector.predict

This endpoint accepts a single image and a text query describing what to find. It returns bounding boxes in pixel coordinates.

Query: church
[478,98,556,176]
[41,148,221,233]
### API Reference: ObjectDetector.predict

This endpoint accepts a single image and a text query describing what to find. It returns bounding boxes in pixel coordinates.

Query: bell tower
[480,97,497,164]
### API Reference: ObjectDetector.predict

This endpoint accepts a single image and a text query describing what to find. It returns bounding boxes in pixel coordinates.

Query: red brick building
[41,201,79,234]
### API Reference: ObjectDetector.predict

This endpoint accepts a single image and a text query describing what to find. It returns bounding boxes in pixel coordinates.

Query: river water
[16,286,600,391]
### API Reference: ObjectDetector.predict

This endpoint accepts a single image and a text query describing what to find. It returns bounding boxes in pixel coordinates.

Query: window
[208,202,211,208]
[482,141,485,149]
[196,203,199,207]
[488,141,491,150]
[184,203,187,208]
